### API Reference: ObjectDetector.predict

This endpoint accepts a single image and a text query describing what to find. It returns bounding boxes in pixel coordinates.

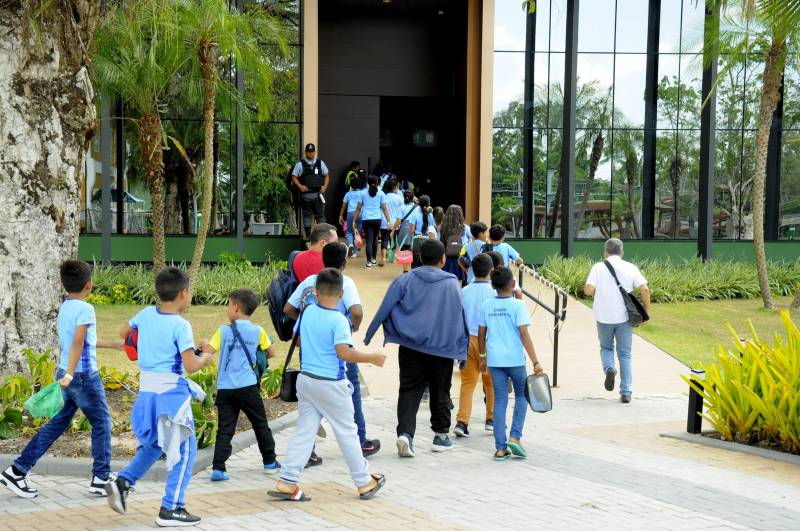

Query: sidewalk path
[2,256,798,530]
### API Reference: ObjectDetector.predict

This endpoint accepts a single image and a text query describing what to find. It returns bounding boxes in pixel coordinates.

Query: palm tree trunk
[752,41,784,310]
[626,151,640,238]
[575,131,605,238]
[210,123,219,232]
[670,156,682,239]
[792,287,800,309]
[138,112,167,272]
[189,42,218,288]
[548,181,562,238]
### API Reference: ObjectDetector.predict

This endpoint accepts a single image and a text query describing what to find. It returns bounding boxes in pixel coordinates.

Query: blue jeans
[15,369,112,479]
[489,366,528,451]
[597,322,633,396]
[120,434,197,510]
[346,211,359,252]
[346,362,367,445]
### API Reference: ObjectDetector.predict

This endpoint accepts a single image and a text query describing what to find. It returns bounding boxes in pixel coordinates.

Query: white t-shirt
[585,255,647,324]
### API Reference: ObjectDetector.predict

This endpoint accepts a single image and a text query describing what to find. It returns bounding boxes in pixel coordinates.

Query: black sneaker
[362,439,381,457]
[105,476,130,514]
[484,420,494,432]
[305,451,323,468]
[453,421,470,438]
[431,434,454,452]
[155,507,201,527]
[0,466,38,499]
[89,473,116,496]
[604,368,617,391]
[621,394,632,404]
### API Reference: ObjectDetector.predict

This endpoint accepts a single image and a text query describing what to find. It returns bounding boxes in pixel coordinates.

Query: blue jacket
[365,266,468,360]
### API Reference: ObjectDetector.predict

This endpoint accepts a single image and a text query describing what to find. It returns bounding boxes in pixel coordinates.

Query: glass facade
[82,0,301,236]
[492,0,800,242]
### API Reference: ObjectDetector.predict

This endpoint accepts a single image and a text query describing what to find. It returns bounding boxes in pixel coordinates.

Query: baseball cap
[305,143,316,152]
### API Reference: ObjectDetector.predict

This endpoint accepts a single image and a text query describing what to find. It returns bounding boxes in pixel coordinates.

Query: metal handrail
[517,265,568,387]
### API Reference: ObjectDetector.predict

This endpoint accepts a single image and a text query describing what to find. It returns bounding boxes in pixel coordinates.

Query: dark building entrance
[318,0,467,220]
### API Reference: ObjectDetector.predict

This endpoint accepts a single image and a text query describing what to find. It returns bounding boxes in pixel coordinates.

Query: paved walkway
[2,256,799,530]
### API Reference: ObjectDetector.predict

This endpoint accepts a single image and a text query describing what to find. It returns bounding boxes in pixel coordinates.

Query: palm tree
[179,0,286,288]
[708,0,800,309]
[93,0,187,272]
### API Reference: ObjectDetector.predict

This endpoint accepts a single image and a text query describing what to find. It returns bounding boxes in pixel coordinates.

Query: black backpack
[266,251,300,341]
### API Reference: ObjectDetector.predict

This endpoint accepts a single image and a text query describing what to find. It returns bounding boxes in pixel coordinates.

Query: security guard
[291,143,330,238]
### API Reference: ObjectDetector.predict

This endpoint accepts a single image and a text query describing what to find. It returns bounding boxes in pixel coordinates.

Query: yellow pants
[456,336,494,424]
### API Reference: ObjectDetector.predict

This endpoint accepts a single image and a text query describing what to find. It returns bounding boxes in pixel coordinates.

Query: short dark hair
[60,260,93,293]
[315,267,343,297]
[420,239,445,266]
[155,267,190,302]
[229,288,260,316]
[469,222,488,239]
[486,251,503,269]
[471,254,493,278]
[491,266,514,291]
[309,223,336,244]
[323,241,348,270]
[489,224,506,241]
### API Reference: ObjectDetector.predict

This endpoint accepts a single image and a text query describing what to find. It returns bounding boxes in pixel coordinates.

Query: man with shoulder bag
[583,238,651,404]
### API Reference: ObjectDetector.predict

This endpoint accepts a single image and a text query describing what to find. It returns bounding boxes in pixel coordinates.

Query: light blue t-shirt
[359,189,387,221]
[386,192,405,226]
[464,240,485,284]
[295,304,352,380]
[487,242,520,267]
[129,306,195,375]
[478,296,530,368]
[461,281,496,336]
[343,189,363,214]
[398,203,418,227]
[214,320,269,390]
[57,299,98,373]
[288,273,361,322]
[412,210,436,235]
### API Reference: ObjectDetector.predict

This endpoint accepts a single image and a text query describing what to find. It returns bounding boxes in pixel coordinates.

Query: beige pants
[456,336,495,424]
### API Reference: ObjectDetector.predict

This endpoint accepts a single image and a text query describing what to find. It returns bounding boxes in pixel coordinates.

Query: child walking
[454,254,496,437]
[199,288,280,481]
[482,225,523,267]
[1,261,123,499]
[478,266,543,461]
[461,222,488,284]
[106,267,214,527]
[339,173,364,257]
[270,268,386,501]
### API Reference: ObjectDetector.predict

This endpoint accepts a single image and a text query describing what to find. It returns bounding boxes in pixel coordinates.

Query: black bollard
[687,368,705,434]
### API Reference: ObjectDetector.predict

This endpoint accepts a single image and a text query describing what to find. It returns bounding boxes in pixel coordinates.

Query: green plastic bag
[24,382,65,419]
[387,246,395,263]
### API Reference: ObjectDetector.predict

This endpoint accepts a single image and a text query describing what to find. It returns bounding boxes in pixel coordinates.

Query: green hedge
[539,256,800,303]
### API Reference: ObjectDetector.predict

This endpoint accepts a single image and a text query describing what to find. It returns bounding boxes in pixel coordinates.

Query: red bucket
[395,250,413,265]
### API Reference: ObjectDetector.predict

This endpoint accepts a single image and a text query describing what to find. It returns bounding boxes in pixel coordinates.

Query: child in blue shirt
[107,267,214,527]
[270,268,387,502]
[354,175,391,268]
[454,254,496,438]
[478,266,543,462]
[461,222,488,284]
[199,288,279,482]
[1,261,123,500]
[482,224,523,267]
[338,174,365,257]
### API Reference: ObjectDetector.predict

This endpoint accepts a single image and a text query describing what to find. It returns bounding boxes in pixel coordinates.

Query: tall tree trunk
[210,123,219,232]
[792,287,800,309]
[163,148,183,234]
[138,112,167,272]
[575,131,605,238]
[179,156,194,235]
[0,3,99,373]
[189,42,218,288]
[626,150,641,238]
[752,41,783,310]
[670,156,683,239]
[548,181,562,238]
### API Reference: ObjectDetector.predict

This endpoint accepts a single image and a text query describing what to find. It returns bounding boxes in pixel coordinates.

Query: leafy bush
[91,260,281,306]
[0,350,56,439]
[539,255,800,303]
[684,312,800,454]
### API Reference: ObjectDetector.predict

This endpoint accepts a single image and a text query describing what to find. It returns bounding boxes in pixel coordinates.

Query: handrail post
[687,369,705,433]
[552,287,559,387]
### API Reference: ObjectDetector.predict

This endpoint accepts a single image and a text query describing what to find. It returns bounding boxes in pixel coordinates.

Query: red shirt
[292,250,324,282]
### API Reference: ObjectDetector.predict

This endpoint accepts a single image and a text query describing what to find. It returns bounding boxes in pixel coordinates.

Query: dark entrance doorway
[318,0,467,220]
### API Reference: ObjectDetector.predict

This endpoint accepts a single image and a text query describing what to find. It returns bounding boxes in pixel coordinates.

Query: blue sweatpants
[119,434,197,510]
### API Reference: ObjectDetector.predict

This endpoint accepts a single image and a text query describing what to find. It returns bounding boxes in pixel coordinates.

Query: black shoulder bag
[279,309,305,402]
[230,322,268,384]
[603,260,649,327]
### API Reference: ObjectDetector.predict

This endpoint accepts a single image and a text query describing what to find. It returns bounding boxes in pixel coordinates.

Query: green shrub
[539,255,800,303]
[91,260,281,306]
[684,312,800,454]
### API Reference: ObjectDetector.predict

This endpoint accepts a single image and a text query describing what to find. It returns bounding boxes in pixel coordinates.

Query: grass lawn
[633,296,798,368]
[95,305,289,373]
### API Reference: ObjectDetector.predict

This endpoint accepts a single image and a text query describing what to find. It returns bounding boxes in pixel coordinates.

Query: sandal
[507,441,527,459]
[267,486,311,502]
[494,449,511,462]
[358,474,386,500]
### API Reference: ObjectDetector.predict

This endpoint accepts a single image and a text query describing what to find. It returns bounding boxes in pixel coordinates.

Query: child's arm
[198,340,217,354]
[119,323,132,341]
[349,304,364,332]
[339,201,348,224]
[519,325,543,375]
[266,344,277,359]
[477,326,488,373]
[336,344,386,367]
[181,348,213,374]
[60,325,88,388]
[97,338,124,350]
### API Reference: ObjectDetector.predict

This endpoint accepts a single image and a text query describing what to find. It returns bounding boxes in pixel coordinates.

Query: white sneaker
[396,434,415,458]
[0,466,38,499]
[89,473,115,496]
